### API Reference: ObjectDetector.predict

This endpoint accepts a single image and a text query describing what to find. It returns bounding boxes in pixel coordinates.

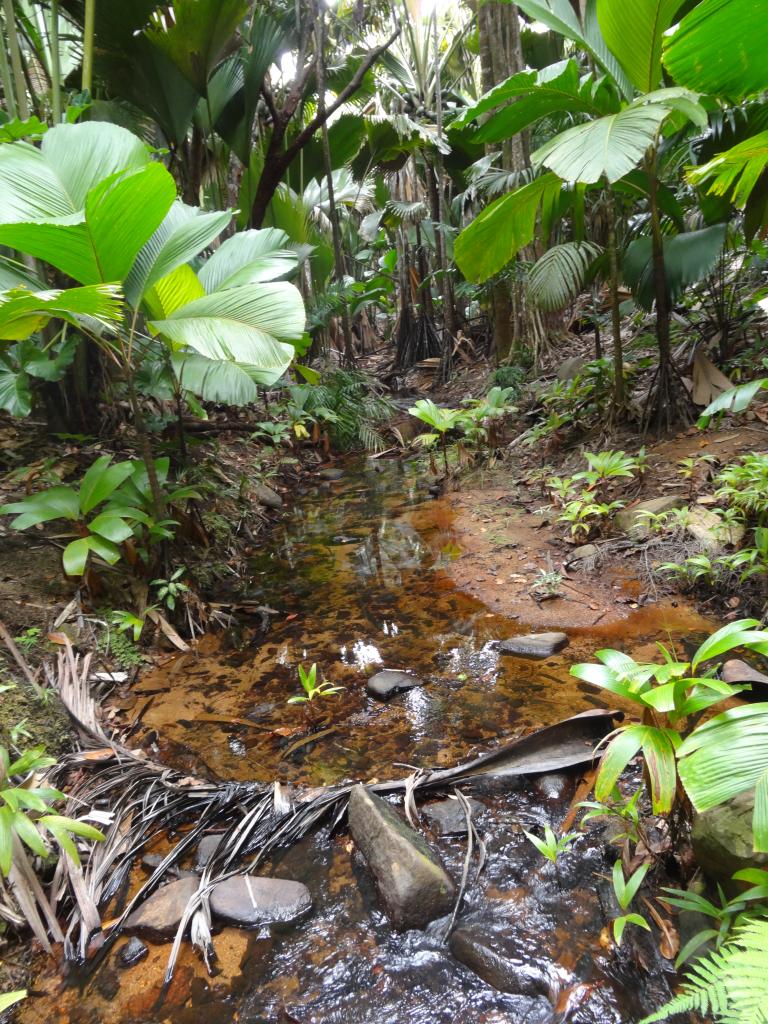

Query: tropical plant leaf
[526,241,602,311]
[79,456,135,515]
[0,364,32,417]
[0,163,176,285]
[698,377,768,427]
[533,104,670,184]
[663,0,768,101]
[689,130,768,209]
[1,486,80,528]
[691,618,765,671]
[455,172,561,282]
[149,283,305,386]
[0,285,123,342]
[146,0,248,93]
[173,353,258,405]
[597,0,686,94]
[144,264,206,320]
[198,228,298,292]
[125,201,231,307]
[623,225,727,310]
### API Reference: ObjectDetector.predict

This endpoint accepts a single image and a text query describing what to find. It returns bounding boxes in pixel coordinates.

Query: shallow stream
[24,458,716,1024]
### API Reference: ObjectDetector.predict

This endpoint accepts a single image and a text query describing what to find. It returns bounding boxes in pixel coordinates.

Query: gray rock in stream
[422,797,485,837]
[318,467,344,481]
[124,876,199,940]
[117,937,148,969]
[210,875,312,928]
[366,669,423,699]
[450,922,560,1001]
[498,632,569,659]
[348,785,455,930]
[252,483,283,509]
[194,833,223,871]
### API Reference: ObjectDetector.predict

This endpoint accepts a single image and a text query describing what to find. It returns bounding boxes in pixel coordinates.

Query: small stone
[348,785,455,930]
[722,659,768,690]
[556,356,587,382]
[534,772,572,802]
[318,467,344,481]
[567,544,598,564]
[686,506,745,552]
[252,483,283,509]
[194,834,223,871]
[210,875,312,928]
[117,936,149,969]
[124,876,199,941]
[615,496,686,539]
[422,797,484,837]
[498,633,569,659]
[366,669,423,699]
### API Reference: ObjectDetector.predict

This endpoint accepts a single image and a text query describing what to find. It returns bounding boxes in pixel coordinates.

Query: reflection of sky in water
[403,686,431,742]
[339,640,383,671]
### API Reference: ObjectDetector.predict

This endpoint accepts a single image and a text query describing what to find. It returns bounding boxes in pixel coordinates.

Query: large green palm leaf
[149,282,305,386]
[0,163,176,285]
[125,202,232,307]
[146,0,247,93]
[597,0,686,94]
[527,241,603,312]
[0,284,123,341]
[198,228,298,293]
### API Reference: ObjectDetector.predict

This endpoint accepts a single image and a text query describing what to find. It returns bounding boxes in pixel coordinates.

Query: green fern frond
[640,919,768,1024]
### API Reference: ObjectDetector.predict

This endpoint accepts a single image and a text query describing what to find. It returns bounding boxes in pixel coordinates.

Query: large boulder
[366,669,422,699]
[615,496,686,539]
[124,876,199,941]
[210,875,312,928]
[498,633,569,659]
[692,790,768,886]
[348,785,455,930]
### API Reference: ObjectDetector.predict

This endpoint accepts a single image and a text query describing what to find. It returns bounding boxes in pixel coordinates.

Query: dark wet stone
[422,797,484,837]
[318,467,344,481]
[253,482,283,509]
[95,965,120,1000]
[210,875,312,928]
[117,936,149,969]
[366,669,423,699]
[498,633,569,659]
[124,876,199,941]
[348,785,455,930]
[449,922,559,1000]
[194,833,222,871]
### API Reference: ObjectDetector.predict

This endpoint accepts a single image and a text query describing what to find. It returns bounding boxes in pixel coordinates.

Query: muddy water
[25,458,715,1024]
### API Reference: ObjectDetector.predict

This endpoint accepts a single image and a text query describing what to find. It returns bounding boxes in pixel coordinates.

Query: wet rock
[124,876,199,941]
[687,506,745,552]
[318,467,344,481]
[95,965,120,1000]
[615,496,686,539]
[366,669,423,699]
[194,833,222,871]
[117,936,149,969]
[422,797,484,837]
[141,852,173,874]
[210,875,312,928]
[348,785,455,930]
[534,772,572,802]
[498,633,569,659]
[252,483,283,509]
[692,790,768,886]
[450,923,559,1001]
[722,659,768,690]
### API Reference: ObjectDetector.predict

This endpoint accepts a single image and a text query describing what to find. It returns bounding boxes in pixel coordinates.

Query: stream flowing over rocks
[30,457,719,1024]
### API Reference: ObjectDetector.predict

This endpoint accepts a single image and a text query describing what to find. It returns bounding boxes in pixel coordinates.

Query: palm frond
[526,241,603,311]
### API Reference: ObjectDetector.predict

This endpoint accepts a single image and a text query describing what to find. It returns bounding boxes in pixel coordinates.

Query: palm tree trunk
[431,9,456,348]
[0,20,17,119]
[606,190,625,412]
[2,0,29,118]
[82,0,95,95]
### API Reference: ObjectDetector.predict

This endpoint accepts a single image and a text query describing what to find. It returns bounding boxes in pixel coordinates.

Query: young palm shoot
[287,663,344,705]
[611,860,651,945]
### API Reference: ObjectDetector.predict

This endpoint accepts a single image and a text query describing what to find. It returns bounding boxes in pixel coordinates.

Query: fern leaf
[526,241,602,311]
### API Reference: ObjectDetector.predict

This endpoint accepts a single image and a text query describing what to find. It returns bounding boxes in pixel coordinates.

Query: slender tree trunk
[432,10,456,346]
[606,190,625,411]
[2,0,29,118]
[82,0,95,94]
[49,0,61,123]
[315,5,354,365]
[646,148,678,432]
[0,20,16,119]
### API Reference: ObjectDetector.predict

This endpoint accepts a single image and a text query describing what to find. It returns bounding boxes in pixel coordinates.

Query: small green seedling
[14,627,41,652]
[150,567,189,611]
[287,663,345,704]
[523,824,578,863]
[611,859,651,945]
